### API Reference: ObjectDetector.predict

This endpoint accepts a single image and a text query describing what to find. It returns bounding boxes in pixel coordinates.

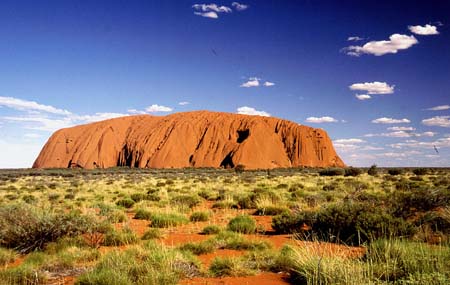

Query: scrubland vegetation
[0,167,449,284]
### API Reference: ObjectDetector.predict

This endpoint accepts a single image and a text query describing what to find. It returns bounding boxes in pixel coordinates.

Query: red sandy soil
[180,272,291,285]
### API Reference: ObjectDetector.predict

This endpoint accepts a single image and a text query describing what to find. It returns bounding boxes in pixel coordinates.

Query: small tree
[367,164,378,176]
[234,164,245,174]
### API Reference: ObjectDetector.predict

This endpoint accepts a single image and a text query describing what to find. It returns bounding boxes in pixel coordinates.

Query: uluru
[33,111,345,169]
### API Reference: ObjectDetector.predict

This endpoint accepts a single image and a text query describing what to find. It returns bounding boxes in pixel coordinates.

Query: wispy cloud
[343,34,418,56]
[178,101,190,106]
[192,3,232,19]
[426,105,449,111]
[237,106,270,117]
[305,116,338,123]
[334,138,366,144]
[372,117,410,124]
[365,131,435,138]
[347,36,364,41]
[232,2,249,11]
[408,24,439,35]
[145,104,173,113]
[0,96,71,115]
[388,126,416,131]
[263,81,275,87]
[422,116,450,128]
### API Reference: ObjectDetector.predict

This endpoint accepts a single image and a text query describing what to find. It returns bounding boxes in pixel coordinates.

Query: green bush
[171,195,201,208]
[0,204,91,253]
[368,164,378,176]
[201,225,221,235]
[413,168,428,176]
[190,211,210,222]
[227,215,257,234]
[345,167,362,176]
[149,213,188,228]
[103,228,138,246]
[179,240,215,255]
[388,168,403,176]
[134,209,153,220]
[116,198,135,208]
[141,229,163,240]
[319,168,345,176]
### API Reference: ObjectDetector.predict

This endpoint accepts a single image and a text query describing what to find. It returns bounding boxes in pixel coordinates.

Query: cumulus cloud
[305,116,338,123]
[408,24,439,35]
[237,106,270,117]
[232,2,248,11]
[0,96,71,115]
[422,116,450,128]
[192,3,232,18]
[426,105,449,111]
[350,82,394,94]
[127,109,147,115]
[263,81,275,87]
[347,36,364,41]
[145,104,173,113]
[355,94,371,100]
[178,101,190,106]
[2,116,74,132]
[372,117,410,124]
[240,77,260,88]
[343,34,418,56]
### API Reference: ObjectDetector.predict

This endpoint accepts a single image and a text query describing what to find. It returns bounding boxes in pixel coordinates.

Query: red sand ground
[4,201,364,285]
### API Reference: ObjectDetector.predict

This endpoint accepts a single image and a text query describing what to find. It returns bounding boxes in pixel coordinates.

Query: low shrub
[319,168,345,176]
[116,198,135,208]
[190,211,210,222]
[141,229,163,240]
[227,215,257,234]
[209,257,254,277]
[134,209,153,220]
[388,168,403,176]
[345,167,362,177]
[0,204,91,253]
[103,228,138,246]
[179,240,215,255]
[201,225,221,235]
[171,195,201,208]
[149,213,189,228]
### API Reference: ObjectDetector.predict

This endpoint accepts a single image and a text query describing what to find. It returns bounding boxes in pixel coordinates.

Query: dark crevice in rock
[220,152,235,168]
[237,129,250,143]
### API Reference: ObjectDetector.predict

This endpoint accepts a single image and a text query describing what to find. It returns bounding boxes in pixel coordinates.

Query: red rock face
[33,111,345,169]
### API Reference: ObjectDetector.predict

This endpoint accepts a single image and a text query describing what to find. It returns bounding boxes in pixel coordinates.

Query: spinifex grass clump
[227,214,257,234]
[190,211,210,222]
[75,242,200,285]
[149,212,189,228]
[103,227,138,246]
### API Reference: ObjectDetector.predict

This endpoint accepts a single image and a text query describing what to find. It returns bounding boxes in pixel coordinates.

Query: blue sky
[0,0,449,168]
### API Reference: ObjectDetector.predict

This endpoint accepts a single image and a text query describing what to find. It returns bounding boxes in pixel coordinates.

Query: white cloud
[426,105,450,111]
[349,82,394,94]
[178,101,190,106]
[422,116,450,128]
[232,2,248,11]
[194,11,218,19]
[2,116,74,132]
[127,109,147,115]
[355,94,371,100]
[192,3,232,18]
[145,104,173,113]
[240,77,260,88]
[237,106,270,117]
[343,34,418,56]
[305,116,338,123]
[388,126,416,131]
[347,36,364,41]
[372,117,410,124]
[334,138,365,144]
[408,24,439,35]
[70,112,129,123]
[0,96,71,115]
[365,131,435,138]
[263,81,275,87]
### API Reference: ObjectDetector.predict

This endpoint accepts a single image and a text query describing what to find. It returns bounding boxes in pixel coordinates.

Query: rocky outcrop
[33,111,345,169]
